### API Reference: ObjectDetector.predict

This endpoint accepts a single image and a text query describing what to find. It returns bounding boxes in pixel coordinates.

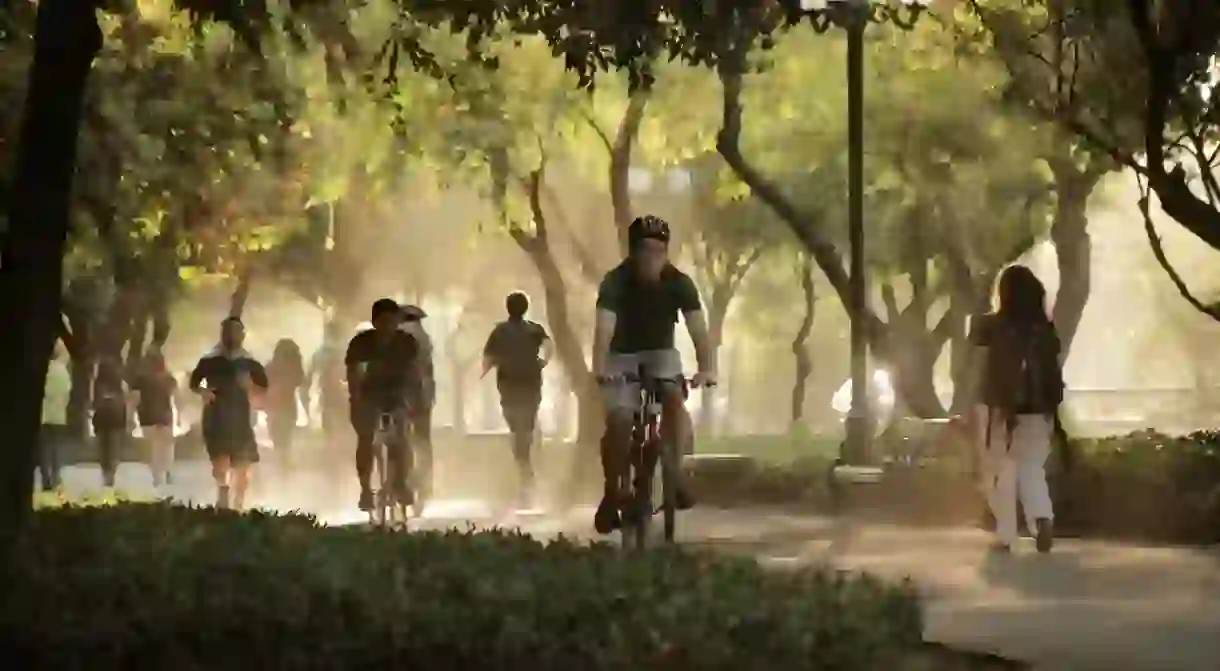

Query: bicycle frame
[370,410,408,530]
[618,368,690,550]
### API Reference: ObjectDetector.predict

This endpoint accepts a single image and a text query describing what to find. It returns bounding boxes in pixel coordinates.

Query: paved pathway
[50,461,1220,671]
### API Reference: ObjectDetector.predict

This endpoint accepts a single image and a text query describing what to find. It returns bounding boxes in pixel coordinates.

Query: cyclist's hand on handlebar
[691,371,718,389]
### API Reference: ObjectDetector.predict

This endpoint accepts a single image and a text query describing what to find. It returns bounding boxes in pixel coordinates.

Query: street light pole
[845,9,868,465]
[804,0,928,466]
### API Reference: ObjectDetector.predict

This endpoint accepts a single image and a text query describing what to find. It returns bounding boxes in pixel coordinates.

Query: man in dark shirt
[189,317,269,510]
[482,291,553,506]
[592,214,716,534]
[346,298,420,512]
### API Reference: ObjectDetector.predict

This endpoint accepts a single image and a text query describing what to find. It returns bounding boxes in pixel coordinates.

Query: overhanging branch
[714,48,885,343]
[1137,176,1220,322]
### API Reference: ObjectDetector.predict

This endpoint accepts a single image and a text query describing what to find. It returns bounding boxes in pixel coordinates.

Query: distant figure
[131,349,177,488]
[92,353,131,489]
[482,291,553,506]
[189,317,269,510]
[400,304,435,499]
[965,264,1064,554]
[39,342,71,492]
[266,338,307,467]
[306,321,347,445]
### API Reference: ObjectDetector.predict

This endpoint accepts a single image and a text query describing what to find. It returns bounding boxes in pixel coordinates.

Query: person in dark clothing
[131,349,177,487]
[92,354,131,489]
[591,214,715,534]
[346,299,421,512]
[189,317,269,510]
[266,338,308,468]
[482,292,553,506]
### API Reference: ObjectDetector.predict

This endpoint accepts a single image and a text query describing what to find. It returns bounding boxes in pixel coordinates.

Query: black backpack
[981,317,1064,449]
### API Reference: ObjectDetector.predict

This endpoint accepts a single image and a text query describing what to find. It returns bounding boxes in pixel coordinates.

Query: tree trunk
[790,254,816,427]
[508,166,602,444]
[0,1,102,571]
[886,337,947,418]
[1048,160,1101,359]
[450,350,469,434]
[229,268,253,320]
[610,93,648,254]
[699,292,729,437]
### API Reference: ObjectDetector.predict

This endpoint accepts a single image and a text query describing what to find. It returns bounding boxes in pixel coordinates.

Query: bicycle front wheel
[659,438,680,543]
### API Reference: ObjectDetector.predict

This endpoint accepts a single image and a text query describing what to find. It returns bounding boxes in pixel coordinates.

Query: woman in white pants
[973,406,1055,552]
[965,265,1063,554]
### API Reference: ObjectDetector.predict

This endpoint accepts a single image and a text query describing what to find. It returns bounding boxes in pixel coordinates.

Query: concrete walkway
[49,462,1220,671]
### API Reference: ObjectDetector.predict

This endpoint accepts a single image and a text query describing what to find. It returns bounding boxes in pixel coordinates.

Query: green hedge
[6,504,928,670]
[689,430,1220,544]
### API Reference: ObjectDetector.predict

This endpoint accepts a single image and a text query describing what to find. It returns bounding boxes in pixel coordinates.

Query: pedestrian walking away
[92,353,133,490]
[266,338,308,470]
[482,291,554,508]
[963,264,1064,554]
[131,349,178,488]
[39,342,71,493]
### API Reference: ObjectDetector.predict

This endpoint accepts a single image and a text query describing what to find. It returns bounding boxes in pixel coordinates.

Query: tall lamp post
[800,0,928,466]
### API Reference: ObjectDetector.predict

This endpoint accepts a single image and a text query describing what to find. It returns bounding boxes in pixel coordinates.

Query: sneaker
[358,488,375,512]
[1035,518,1054,554]
[217,485,231,510]
[594,495,622,535]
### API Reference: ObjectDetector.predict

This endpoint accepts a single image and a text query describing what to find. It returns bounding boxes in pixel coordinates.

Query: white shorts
[602,349,683,415]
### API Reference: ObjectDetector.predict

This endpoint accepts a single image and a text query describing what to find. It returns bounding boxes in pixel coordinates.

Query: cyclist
[400,303,434,499]
[345,298,421,512]
[592,214,716,534]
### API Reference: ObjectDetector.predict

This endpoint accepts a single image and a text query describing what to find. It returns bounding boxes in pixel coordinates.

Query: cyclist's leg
[595,354,637,534]
[349,399,376,509]
[644,348,695,509]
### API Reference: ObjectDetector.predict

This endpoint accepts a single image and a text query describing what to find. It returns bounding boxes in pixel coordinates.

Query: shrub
[6,504,926,670]
[689,430,1220,544]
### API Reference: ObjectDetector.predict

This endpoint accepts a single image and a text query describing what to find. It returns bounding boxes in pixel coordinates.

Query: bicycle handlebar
[596,373,717,389]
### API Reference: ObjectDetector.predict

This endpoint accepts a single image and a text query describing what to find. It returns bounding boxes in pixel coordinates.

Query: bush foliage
[7,505,925,670]
[691,430,1220,544]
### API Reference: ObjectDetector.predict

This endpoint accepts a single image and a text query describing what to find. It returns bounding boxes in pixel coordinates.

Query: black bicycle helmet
[627,214,671,250]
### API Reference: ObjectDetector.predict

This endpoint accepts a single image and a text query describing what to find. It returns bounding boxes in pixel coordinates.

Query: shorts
[602,348,683,415]
[203,431,259,464]
[498,383,541,435]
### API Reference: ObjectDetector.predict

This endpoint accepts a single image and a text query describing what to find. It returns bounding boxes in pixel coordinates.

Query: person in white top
[400,304,434,502]
[40,343,71,492]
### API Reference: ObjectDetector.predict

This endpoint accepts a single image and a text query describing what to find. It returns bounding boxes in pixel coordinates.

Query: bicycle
[369,410,409,530]
[606,368,708,550]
